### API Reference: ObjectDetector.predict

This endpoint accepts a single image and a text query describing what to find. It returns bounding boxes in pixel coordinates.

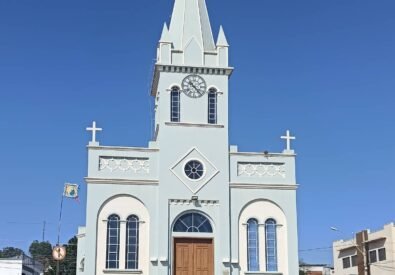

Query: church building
[76,0,299,274]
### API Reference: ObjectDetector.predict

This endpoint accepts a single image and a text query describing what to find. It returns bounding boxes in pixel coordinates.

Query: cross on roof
[281,130,296,151]
[86,121,102,144]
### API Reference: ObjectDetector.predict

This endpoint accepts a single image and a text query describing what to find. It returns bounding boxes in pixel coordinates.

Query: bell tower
[152,0,232,141]
[151,1,234,274]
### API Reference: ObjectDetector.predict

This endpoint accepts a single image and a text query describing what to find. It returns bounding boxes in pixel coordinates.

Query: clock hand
[190,82,198,90]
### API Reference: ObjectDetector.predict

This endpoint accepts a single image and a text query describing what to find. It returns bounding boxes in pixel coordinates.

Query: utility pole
[356,230,370,275]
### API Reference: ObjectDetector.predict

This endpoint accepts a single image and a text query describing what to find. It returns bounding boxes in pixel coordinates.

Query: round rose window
[184,160,204,180]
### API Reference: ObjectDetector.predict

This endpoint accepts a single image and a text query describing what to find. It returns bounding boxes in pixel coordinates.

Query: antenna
[42,221,46,241]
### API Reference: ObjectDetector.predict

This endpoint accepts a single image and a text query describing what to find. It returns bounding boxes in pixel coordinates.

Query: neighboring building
[0,255,43,275]
[332,223,395,275]
[299,264,333,275]
[76,0,299,274]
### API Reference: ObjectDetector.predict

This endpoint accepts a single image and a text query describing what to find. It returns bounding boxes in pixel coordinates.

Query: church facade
[76,0,299,274]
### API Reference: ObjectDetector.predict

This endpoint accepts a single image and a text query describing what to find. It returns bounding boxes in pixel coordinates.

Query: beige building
[332,223,395,275]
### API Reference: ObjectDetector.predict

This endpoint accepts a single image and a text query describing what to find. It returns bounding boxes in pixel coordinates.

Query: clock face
[182,75,207,98]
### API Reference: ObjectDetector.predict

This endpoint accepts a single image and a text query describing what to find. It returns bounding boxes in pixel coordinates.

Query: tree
[59,237,77,274]
[29,237,78,275]
[0,247,24,258]
[29,241,54,274]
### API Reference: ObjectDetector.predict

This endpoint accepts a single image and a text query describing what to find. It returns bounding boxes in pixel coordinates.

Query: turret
[216,25,229,67]
[157,23,172,64]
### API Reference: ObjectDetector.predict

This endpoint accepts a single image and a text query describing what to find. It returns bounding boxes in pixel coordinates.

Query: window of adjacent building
[125,215,139,270]
[351,255,357,267]
[106,214,120,269]
[378,248,386,261]
[171,87,180,122]
[265,219,278,272]
[369,250,377,263]
[342,255,357,269]
[369,247,386,263]
[208,89,217,124]
[247,218,260,271]
[343,257,351,269]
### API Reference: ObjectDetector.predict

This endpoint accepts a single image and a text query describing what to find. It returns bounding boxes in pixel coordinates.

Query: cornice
[87,145,159,153]
[230,183,298,190]
[230,152,296,157]
[151,64,234,96]
[85,177,159,186]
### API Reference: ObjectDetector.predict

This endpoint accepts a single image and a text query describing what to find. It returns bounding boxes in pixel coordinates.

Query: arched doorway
[172,212,214,275]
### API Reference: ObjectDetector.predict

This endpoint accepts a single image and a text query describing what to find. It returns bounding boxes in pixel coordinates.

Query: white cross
[86,121,102,143]
[281,130,295,151]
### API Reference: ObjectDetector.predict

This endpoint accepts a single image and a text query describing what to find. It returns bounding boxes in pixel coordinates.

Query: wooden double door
[174,238,214,275]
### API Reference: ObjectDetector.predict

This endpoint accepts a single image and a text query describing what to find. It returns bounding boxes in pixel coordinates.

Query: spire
[159,23,171,43]
[168,0,216,51]
[216,25,229,47]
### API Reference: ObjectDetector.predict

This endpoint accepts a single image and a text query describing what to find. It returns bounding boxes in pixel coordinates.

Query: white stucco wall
[76,226,86,275]
[0,260,22,275]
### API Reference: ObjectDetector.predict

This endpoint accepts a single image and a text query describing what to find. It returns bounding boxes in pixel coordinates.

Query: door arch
[172,211,214,275]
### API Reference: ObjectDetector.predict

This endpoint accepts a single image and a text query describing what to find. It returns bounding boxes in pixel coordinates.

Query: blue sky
[0,0,394,265]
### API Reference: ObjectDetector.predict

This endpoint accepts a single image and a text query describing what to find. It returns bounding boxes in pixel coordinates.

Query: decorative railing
[99,157,150,174]
[237,162,286,178]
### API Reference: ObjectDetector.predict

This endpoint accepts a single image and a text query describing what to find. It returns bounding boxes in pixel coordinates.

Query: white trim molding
[85,177,159,185]
[165,122,224,128]
[244,272,283,275]
[103,269,143,274]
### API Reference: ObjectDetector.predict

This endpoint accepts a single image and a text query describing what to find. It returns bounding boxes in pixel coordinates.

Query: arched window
[265,219,278,271]
[247,218,260,271]
[173,212,212,233]
[208,89,217,124]
[125,215,139,270]
[106,214,120,269]
[171,87,181,122]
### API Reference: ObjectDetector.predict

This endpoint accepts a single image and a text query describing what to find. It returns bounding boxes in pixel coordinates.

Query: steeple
[153,0,232,96]
[168,0,216,51]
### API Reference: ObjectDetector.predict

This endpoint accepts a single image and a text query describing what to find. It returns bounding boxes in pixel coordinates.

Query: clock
[52,245,66,261]
[182,75,207,98]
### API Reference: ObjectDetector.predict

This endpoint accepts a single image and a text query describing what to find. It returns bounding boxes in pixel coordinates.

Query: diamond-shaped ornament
[170,147,219,194]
